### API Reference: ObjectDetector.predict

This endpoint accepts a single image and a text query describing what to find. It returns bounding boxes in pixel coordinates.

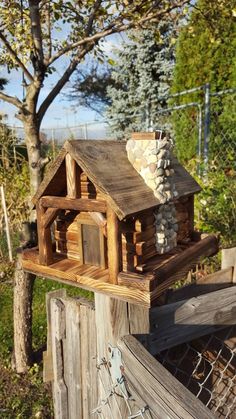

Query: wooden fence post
[94,293,151,417]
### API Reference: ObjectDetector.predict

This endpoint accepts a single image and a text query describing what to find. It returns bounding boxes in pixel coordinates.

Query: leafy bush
[194,166,236,247]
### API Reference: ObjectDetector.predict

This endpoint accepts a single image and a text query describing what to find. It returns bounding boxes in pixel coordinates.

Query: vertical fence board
[80,302,98,418]
[51,298,68,419]
[63,298,83,419]
[44,289,67,383]
[95,293,131,418]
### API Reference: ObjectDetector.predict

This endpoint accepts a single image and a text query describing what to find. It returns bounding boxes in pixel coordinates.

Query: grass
[0,261,92,418]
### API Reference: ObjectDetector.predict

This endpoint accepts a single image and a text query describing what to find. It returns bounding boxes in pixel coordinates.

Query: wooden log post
[65,153,81,198]
[37,201,53,266]
[107,206,119,284]
[95,293,150,417]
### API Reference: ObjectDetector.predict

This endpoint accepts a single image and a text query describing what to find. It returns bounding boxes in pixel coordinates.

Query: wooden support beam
[107,206,119,284]
[149,285,236,354]
[40,196,106,212]
[43,207,60,229]
[65,153,80,198]
[118,336,215,419]
[36,202,53,266]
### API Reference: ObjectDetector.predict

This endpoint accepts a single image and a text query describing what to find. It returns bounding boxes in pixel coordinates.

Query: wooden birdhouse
[22,131,218,307]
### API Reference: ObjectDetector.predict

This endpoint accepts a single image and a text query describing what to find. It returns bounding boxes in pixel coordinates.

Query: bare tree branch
[0,31,34,82]
[46,0,192,67]
[0,91,23,109]
[85,0,103,36]
[38,46,92,123]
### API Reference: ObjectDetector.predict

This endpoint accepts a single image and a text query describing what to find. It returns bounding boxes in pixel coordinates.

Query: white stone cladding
[126,134,179,254]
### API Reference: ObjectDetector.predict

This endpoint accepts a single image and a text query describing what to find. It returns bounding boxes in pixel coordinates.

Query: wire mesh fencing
[156,325,236,419]
[92,357,152,419]
[210,90,236,171]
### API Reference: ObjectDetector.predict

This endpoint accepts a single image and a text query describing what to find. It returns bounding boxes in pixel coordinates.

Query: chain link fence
[156,325,236,419]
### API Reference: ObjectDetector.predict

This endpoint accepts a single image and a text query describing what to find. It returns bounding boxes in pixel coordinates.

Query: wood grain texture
[94,294,133,417]
[62,298,83,419]
[65,153,81,198]
[107,206,119,284]
[167,267,234,303]
[151,234,219,284]
[22,254,151,307]
[80,303,98,418]
[43,289,67,383]
[50,298,68,419]
[150,286,236,353]
[37,203,53,266]
[43,207,60,229]
[64,140,201,220]
[40,196,106,212]
[118,336,215,419]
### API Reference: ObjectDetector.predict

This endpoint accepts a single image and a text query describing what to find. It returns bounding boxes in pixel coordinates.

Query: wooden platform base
[22,234,219,307]
[22,250,151,307]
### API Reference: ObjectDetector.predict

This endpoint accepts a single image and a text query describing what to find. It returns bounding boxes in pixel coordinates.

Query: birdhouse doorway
[81,224,101,266]
[78,212,107,269]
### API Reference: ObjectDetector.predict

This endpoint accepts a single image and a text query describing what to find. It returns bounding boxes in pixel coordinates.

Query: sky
[0,34,121,129]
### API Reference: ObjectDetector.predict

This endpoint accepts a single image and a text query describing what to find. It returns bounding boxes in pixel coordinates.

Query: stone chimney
[126,131,178,254]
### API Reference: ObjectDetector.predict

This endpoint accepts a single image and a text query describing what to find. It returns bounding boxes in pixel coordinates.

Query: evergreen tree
[171,0,236,162]
[107,22,176,138]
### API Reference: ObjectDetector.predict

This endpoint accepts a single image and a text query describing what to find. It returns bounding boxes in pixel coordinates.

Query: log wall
[121,195,194,272]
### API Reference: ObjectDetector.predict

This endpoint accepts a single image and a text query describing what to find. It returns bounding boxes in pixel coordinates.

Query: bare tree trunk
[13,252,35,372]
[24,120,43,198]
[13,118,42,373]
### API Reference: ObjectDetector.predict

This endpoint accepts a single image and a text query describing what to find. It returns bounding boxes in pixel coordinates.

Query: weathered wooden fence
[44,290,98,418]
[44,250,236,418]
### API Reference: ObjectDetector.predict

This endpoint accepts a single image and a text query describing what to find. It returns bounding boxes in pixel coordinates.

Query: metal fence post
[197,104,202,175]
[203,83,211,172]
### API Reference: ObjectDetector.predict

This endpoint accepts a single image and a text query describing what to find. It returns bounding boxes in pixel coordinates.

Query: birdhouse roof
[32,139,201,220]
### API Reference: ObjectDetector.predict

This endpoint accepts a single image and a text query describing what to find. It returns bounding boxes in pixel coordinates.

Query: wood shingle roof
[33,139,201,220]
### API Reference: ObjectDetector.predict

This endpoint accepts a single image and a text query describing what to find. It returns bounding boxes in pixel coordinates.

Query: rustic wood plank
[167,267,234,303]
[118,271,153,292]
[95,294,132,417]
[107,206,119,284]
[150,286,236,353]
[118,335,215,419]
[50,298,68,419]
[62,298,83,419]
[40,196,106,212]
[151,234,219,285]
[43,289,67,383]
[37,202,53,266]
[55,230,78,243]
[22,255,151,307]
[128,304,151,349]
[66,153,81,198]
[80,303,98,418]
[43,207,60,229]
